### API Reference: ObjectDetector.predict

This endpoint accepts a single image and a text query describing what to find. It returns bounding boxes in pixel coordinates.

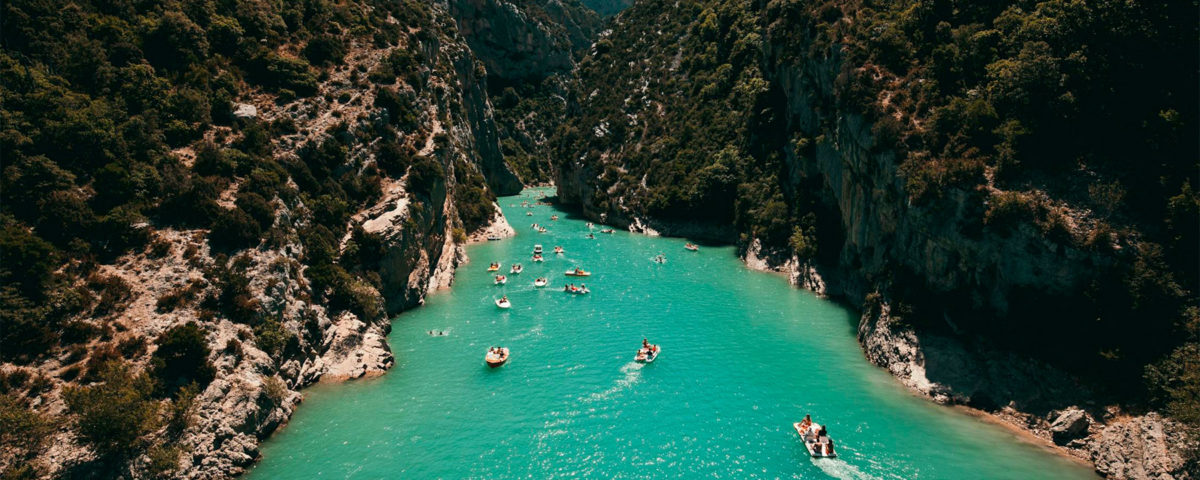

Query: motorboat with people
[684,243,699,251]
[565,268,591,277]
[563,284,590,295]
[487,235,501,241]
[553,246,564,254]
[600,228,614,234]
[487,262,501,272]
[494,275,507,285]
[485,347,509,367]
[538,227,548,233]
[794,415,837,458]
[510,264,523,274]
[635,339,660,363]
[534,277,548,287]
[533,244,543,255]
[495,296,511,309]
[532,254,544,262]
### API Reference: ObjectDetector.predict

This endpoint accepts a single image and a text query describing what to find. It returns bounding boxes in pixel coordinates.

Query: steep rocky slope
[0,0,526,477]
[551,0,1198,477]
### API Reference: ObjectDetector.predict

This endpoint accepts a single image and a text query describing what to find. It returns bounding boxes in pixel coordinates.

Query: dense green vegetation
[553,0,1198,419]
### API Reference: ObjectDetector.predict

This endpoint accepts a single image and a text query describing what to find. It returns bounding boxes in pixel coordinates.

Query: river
[247,188,1095,479]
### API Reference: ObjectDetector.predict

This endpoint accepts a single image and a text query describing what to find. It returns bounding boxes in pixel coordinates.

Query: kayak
[485,347,509,367]
[495,298,511,309]
[565,270,590,277]
[794,422,837,458]
[486,235,501,241]
[534,278,548,287]
[635,345,660,363]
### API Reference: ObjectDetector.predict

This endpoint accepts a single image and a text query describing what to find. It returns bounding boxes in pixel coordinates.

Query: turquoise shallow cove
[248,188,1095,479]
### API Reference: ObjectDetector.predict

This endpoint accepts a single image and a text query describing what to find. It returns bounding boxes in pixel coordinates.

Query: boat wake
[811,457,881,480]
[511,324,544,341]
[583,362,643,403]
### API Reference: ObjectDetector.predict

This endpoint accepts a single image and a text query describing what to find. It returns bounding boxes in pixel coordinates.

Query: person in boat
[799,414,812,431]
[824,439,835,456]
[500,295,508,302]
[642,338,650,349]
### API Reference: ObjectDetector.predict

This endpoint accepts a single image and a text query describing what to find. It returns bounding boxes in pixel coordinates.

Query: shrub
[302,34,346,67]
[0,394,52,460]
[64,361,160,457]
[261,375,287,407]
[208,208,262,251]
[146,444,181,479]
[150,323,215,398]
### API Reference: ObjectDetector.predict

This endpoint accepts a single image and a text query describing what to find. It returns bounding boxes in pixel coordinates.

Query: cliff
[551,0,1198,477]
[0,1,524,477]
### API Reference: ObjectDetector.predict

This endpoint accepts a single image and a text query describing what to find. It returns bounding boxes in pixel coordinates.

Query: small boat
[533,245,543,255]
[487,263,501,272]
[487,235,501,241]
[526,211,533,216]
[653,254,666,264]
[495,297,511,309]
[538,227,548,233]
[684,243,699,251]
[534,278,548,287]
[586,222,594,229]
[794,421,837,458]
[531,223,540,230]
[494,275,507,285]
[565,268,590,277]
[600,228,614,234]
[563,285,590,295]
[553,246,564,254]
[485,347,509,367]
[510,264,523,274]
[532,254,544,262]
[586,233,595,239]
[551,215,559,221]
[635,344,660,363]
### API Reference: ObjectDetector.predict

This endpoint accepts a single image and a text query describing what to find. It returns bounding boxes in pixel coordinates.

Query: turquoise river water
[247,188,1096,479]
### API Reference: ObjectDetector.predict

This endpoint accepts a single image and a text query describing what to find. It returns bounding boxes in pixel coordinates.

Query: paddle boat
[563,284,590,295]
[793,417,837,458]
[494,275,507,285]
[487,262,501,272]
[495,296,511,309]
[510,264,523,274]
[565,268,591,277]
[526,211,533,216]
[538,227,548,233]
[553,246,564,254]
[635,341,660,363]
[586,222,594,229]
[551,215,559,221]
[485,347,509,367]
[532,254,544,262]
[653,254,666,264]
[600,228,615,234]
[533,244,544,255]
[531,223,540,230]
[684,243,699,251]
[534,277,548,287]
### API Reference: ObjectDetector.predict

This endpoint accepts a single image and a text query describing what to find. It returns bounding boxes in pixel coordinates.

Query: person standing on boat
[799,415,812,432]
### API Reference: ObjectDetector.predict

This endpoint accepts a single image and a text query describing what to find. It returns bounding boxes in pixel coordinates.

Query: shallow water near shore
[248,187,1095,479]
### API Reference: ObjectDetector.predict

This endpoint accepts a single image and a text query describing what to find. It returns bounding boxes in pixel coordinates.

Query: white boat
[538,227,548,233]
[553,246,564,254]
[533,245,544,254]
[685,243,699,251]
[487,263,501,272]
[526,211,533,216]
[635,345,660,363]
[534,278,548,287]
[494,275,507,285]
[551,215,559,221]
[495,297,511,309]
[485,347,509,367]
[565,269,590,277]
[586,222,594,229]
[532,254,544,262]
[600,228,614,234]
[563,285,590,295]
[486,235,501,241]
[794,422,837,458]
[510,264,523,274]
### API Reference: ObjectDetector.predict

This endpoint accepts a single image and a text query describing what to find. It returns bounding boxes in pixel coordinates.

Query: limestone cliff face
[447,0,598,82]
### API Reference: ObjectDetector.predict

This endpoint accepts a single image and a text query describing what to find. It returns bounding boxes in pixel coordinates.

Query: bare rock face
[1089,413,1196,479]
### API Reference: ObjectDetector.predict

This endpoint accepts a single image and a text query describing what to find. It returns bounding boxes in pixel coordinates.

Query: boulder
[233,103,258,119]
[1049,408,1091,445]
